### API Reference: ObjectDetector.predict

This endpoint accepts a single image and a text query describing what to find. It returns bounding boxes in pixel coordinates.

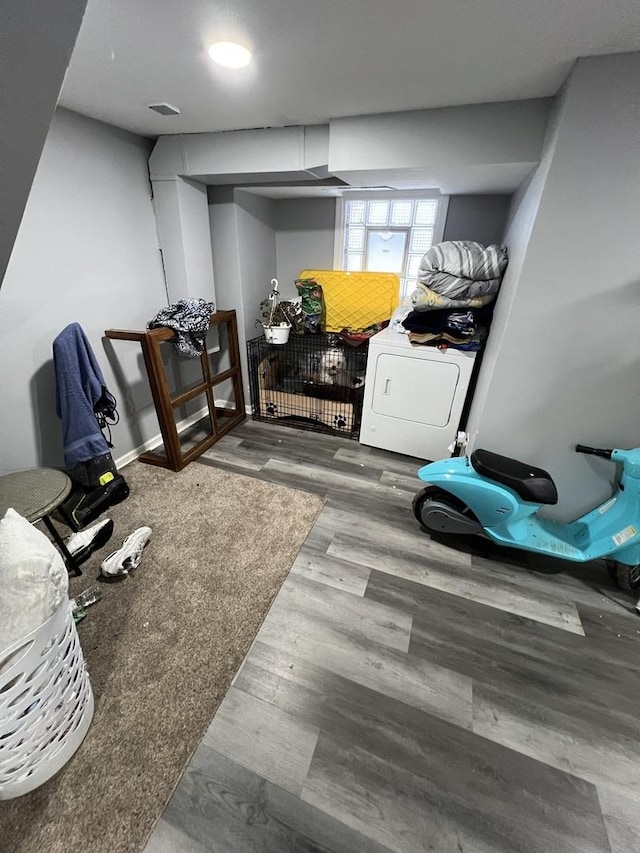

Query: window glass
[366,200,390,226]
[410,227,434,254]
[347,200,365,225]
[390,200,413,226]
[342,195,445,298]
[414,199,439,225]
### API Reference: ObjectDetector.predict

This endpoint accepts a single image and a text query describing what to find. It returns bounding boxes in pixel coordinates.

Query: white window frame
[333,190,449,299]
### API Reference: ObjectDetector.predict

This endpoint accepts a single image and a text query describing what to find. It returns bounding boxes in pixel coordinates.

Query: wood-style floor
[144,420,640,853]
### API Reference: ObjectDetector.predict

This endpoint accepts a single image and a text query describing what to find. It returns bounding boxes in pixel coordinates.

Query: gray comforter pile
[410,241,508,311]
[419,241,508,298]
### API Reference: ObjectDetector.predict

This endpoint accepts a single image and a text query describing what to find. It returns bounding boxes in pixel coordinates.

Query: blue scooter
[413,444,640,599]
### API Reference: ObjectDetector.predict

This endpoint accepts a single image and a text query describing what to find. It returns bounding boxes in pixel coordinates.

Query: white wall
[1,0,88,285]
[235,191,278,400]
[274,198,336,297]
[465,117,561,450]
[150,101,550,195]
[443,195,511,245]
[208,188,242,317]
[235,191,278,344]
[329,100,550,172]
[151,177,215,303]
[208,188,278,401]
[150,126,328,184]
[467,52,640,519]
[329,99,550,193]
[0,108,168,472]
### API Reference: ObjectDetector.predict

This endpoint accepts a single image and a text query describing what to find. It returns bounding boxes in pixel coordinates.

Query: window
[338,193,448,299]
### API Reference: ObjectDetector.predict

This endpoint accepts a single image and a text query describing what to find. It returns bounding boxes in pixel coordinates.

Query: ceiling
[240,185,346,199]
[60,0,640,138]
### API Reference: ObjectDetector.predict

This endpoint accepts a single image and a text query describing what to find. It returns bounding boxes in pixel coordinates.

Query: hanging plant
[256,279,303,343]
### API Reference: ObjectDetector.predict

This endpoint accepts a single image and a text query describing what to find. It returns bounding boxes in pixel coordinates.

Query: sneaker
[100,526,152,577]
[66,518,114,563]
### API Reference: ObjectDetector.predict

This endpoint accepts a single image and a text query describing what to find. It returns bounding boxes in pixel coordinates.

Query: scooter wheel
[608,563,640,591]
[412,486,473,528]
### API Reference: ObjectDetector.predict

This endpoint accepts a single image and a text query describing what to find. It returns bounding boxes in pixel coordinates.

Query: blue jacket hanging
[53,323,118,469]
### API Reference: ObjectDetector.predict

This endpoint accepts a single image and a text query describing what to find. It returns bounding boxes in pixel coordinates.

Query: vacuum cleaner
[55,451,130,531]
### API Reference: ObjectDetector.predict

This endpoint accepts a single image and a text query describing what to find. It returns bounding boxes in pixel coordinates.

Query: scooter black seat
[470,449,558,505]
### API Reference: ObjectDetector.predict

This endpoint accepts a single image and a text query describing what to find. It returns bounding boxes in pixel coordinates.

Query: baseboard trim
[115,405,216,469]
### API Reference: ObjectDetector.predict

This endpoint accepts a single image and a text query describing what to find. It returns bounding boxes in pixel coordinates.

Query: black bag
[55,473,130,531]
[67,451,119,490]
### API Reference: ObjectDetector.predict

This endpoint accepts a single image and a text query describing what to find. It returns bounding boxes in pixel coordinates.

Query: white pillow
[0,508,68,649]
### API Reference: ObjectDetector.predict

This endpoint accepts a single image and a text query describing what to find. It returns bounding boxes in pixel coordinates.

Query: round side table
[0,468,82,575]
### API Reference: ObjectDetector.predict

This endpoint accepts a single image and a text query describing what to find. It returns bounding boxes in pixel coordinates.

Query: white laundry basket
[0,599,94,799]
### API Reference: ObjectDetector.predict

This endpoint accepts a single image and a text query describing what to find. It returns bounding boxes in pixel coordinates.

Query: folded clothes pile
[402,307,493,350]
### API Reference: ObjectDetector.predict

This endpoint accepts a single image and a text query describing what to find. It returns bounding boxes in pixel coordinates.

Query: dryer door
[372,353,460,427]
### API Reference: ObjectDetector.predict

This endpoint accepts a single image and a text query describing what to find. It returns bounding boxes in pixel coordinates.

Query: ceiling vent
[148,103,181,116]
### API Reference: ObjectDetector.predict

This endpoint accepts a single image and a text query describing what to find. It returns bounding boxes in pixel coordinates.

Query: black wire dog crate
[247,333,369,439]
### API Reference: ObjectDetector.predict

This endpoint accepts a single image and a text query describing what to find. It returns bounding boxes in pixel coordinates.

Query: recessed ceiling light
[208,42,252,69]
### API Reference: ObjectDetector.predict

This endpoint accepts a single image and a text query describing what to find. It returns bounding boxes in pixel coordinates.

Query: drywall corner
[1,0,89,286]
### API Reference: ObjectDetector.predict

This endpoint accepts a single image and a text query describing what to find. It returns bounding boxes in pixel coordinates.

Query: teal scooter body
[415,446,640,568]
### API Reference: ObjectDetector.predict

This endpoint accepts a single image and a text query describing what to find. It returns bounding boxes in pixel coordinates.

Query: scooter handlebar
[575,444,613,459]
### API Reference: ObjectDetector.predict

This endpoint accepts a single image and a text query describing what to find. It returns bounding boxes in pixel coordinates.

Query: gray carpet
[0,459,324,853]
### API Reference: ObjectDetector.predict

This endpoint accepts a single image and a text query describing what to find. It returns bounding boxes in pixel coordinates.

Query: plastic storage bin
[0,599,94,799]
[297,270,400,332]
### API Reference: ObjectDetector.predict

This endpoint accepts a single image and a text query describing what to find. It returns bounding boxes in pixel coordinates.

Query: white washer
[359,327,477,460]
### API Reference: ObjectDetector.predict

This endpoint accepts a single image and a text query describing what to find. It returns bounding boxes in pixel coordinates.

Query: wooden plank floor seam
[145,421,639,853]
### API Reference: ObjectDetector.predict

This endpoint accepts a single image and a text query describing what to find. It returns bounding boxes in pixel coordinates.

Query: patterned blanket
[148,298,215,358]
